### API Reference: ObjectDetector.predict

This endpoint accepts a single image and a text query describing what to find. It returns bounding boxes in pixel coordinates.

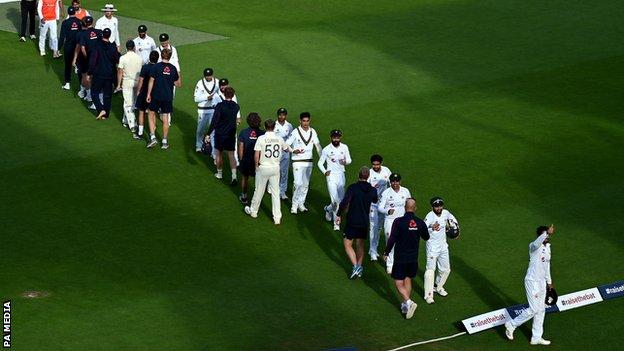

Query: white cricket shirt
[118,51,143,84]
[368,166,392,197]
[525,233,552,284]
[133,35,157,64]
[286,127,321,161]
[317,143,352,175]
[95,16,120,46]
[378,186,412,220]
[424,209,458,253]
[254,132,289,167]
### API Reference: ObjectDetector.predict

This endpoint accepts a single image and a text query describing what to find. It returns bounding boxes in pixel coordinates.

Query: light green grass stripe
[0,3,227,46]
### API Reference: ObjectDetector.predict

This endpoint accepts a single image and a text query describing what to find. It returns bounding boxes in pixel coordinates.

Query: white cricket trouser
[39,20,57,54]
[384,216,399,269]
[325,173,345,220]
[426,247,451,286]
[279,153,290,197]
[122,82,137,128]
[196,110,213,150]
[510,279,546,340]
[292,161,313,207]
[249,166,282,222]
[369,204,384,258]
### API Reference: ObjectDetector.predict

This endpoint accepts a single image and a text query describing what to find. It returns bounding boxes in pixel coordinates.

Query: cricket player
[317,130,352,231]
[244,119,294,225]
[336,167,378,279]
[383,198,429,319]
[216,78,241,162]
[70,1,89,21]
[116,40,143,134]
[77,16,101,107]
[37,0,63,57]
[367,154,392,261]
[95,4,120,51]
[146,48,181,149]
[378,173,412,274]
[285,112,321,214]
[237,112,265,205]
[206,86,239,183]
[423,197,460,304]
[20,0,38,42]
[134,50,158,139]
[58,6,81,90]
[504,225,556,346]
[194,68,221,152]
[133,25,157,64]
[88,28,119,120]
[274,108,293,200]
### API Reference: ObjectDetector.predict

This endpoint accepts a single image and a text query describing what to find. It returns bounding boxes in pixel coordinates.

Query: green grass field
[1,0,623,350]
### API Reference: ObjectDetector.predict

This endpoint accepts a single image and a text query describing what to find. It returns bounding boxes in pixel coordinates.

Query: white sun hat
[101,4,118,12]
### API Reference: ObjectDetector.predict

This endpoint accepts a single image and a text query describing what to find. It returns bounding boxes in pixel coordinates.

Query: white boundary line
[386,331,467,351]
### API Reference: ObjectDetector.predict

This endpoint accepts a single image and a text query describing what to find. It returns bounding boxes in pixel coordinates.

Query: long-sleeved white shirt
[194,77,221,109]
[317,143,351,175]
[525,233,552,284]
[368,166,392,198]
[133,35,157,64]
[378,186,411,220]
[95,16,120,46]
[286,127,322,161]
[274,120,293,159]
[424,209,458,253]
[254,132,291,167]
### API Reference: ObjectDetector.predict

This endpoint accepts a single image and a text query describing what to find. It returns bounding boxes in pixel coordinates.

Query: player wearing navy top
[58,6,82,90]
[146,48,181,150]
[206,86,240,184]
[336,167,379,279]
[77,16,101,105]
[383,198,429,319]
[88,28,120,120]
[134,50,158,139]
[237,113,265,204]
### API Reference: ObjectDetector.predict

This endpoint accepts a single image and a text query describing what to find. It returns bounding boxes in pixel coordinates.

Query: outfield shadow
[6,8,19,33]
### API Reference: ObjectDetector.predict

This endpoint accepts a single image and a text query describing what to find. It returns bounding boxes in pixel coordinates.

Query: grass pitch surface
[1,1,623,350]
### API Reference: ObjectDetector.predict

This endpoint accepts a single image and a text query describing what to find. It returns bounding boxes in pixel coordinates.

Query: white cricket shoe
[19,36,26,42]
[298,204,308,212]
[386,266,392,274]
[88,103,96,110]
[280,194,289,200]
[504,322,515,340]
[274,219,281,225]
[244,206,257,218]
[214,172,223,179]
[325,208,332,222]
[84,94,93,102]
[436,287,448,296]
[425,297,435,304]
[62,83,70,90]
[40,52,45,56]
[29,34,36,40]
[333,223,340,231]
[77,89,86,99]
[405,301,417,319]
[530,338,551,346]
[290,206,297,214]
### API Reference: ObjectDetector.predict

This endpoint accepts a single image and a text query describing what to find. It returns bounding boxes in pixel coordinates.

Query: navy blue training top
[149,62,179,101]
[238,127,265,161]
[208,100,240,136]
[337,180,379,228]
[385,212,429,263]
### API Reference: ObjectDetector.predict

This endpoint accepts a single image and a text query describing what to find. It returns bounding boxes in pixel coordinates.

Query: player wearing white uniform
[317,130,352,231]
[423,197,460,304]
[505,225,556,346]
[244,119,294,225]
[133,25,157,64]
[286,112,322,214]
[95,4,120,51]
[194,68,221,152]
[157,33,180,125]
[37,0,62,57]
[274,108,293,200]
[367,154,391,261]
[116,40,143,135]
[378,173,411,273]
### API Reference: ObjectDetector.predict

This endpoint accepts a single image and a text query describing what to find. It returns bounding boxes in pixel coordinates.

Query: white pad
[424,269,435,300]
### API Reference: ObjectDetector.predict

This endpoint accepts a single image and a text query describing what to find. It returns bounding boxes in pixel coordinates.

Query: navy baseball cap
[102,28,112,38]
[67,6,76,15]
[389,173,401,182]
[138,25,147,33]
[219,78,229,86]
[203,68,214,77]
[125,40,135,49]
[84,16,93,25]
[430,197,444,206]
[277,107,287,115]
[330,129,342,137]
[159,33,169,42]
